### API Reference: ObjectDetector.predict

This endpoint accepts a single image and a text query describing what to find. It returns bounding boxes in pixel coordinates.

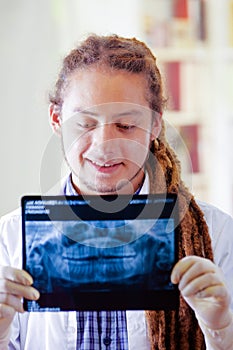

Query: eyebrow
[73,108,98,116]
[112,109,144,118]
[73,108,145,118]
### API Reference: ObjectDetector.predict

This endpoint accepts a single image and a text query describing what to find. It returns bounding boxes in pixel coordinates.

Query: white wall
[0,1,57,215]
[0,0,143,216]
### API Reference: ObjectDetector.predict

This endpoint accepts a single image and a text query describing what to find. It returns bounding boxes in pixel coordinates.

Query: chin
[80,180,121,194]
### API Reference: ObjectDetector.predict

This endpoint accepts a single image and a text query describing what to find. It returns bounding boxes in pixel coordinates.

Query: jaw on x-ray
[22,194,178,311]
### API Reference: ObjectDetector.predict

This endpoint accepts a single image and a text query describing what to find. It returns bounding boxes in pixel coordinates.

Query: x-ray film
[22,194,179,311]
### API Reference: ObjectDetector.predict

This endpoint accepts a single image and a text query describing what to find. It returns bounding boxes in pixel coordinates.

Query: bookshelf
[141,0,233,214]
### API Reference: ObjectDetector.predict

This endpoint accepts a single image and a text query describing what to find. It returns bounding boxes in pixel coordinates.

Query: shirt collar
[64,174,79,195]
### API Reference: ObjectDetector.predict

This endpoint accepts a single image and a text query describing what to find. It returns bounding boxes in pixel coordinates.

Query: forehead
[69,103,153,124]
[62,68,149,113]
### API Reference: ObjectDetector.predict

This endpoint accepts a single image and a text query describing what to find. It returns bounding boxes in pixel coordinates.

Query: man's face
[55,69,161,195]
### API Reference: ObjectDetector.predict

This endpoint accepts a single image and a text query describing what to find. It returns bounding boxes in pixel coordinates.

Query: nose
[93,123,116,145]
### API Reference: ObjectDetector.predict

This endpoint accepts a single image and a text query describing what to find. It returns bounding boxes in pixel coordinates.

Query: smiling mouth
[88,159,123,172]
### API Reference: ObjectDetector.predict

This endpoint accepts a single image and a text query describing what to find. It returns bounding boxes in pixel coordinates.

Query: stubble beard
[77,166,144,195]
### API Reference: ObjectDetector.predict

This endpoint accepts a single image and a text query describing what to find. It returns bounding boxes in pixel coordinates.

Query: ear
[49,103,62,136]
[151,112,162,141]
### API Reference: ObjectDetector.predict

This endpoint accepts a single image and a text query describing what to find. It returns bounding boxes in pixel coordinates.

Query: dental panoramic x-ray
[22,194,179,311]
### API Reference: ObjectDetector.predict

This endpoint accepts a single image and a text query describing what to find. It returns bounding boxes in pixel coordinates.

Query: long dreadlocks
[49,34,214,349]
[145,119,213,349]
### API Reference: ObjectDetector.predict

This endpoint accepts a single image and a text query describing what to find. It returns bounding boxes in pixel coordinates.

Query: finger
[0,303,16,319]
[171,256,197,284]
[178,261,218,291]
[195,285,231,306]
[171,256,214,284]
[180,272,222,297]
[0,280,40,300]
[0,266,33,286]
[0,294,24,313]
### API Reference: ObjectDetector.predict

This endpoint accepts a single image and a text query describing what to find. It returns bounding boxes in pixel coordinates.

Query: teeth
[92,161,114,167]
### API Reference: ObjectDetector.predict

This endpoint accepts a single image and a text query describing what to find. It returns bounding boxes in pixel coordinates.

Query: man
[0,34,233,349]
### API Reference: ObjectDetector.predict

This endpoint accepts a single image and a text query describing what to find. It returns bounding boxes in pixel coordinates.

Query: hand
[171,256,232,331]
[0,266,39,346]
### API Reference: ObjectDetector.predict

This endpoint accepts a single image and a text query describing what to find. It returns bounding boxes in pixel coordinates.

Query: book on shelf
[179,124,200,173]
[164,61,181,111]
[199,0,207,41]
[188,0,207,42]
[172,0,188,18]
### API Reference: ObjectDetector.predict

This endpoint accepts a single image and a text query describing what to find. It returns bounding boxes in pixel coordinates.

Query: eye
[76,122,97,129]
[116,123,135,131]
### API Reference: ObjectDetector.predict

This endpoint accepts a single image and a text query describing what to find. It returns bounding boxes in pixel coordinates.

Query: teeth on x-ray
[22,194,178,311]
[26,217,174,293]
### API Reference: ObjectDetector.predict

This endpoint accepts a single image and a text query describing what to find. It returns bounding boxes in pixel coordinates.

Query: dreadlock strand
[190,198,214,261]
[145,310,160,349]
[189,200,206,257]
[145,125,213,349]
[164,311,176,350]
[178,296,194,350]
[179,206,195,256]
[158,311,166,350]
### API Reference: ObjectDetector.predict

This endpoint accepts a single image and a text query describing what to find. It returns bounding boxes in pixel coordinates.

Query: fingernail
[32,289,40,299]
[25,278,33,286]
[170,271,177,284]
[22,274,33,286]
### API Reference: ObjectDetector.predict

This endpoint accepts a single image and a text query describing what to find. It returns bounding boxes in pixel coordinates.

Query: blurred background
[0,0,233,216]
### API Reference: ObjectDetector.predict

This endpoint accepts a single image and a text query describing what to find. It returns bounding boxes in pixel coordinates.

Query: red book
[165,62,181,111]
[179,124,200,173]
[173,0,188,18]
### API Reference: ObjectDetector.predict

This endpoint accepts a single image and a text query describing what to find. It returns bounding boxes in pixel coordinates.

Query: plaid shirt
[64,175,129,350]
